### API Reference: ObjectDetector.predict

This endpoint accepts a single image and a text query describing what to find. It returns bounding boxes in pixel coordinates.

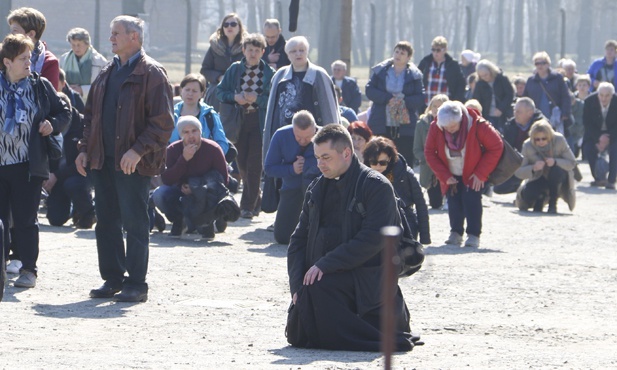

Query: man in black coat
[583,82,617,188]
[331,60,362,113]
[287,124,415,352]
[261,19,290,70]
[417,36,466,104]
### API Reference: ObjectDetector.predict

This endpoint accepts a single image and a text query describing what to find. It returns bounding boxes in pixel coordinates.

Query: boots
[547,197,557,214]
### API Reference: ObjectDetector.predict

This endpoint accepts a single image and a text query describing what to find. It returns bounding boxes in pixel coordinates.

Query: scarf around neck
[63,47,93,86]
[1,72,30,136]
[30,41,46,74]
[444,111,470,152]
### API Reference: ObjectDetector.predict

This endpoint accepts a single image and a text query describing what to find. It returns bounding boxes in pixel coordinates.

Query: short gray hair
[476,59,500,78]
[263,19,281,30]
[66,27,91,46]
[110,15,144,45]
[292,110,316,130]
[285,36,309,55]
[515,97,536,111]
[331,59,347,70]
[561,58,576,70]
[437,101,464,128]
[598,81,616,95]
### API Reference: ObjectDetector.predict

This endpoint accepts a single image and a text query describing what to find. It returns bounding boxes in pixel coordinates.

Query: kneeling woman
[514,120,576,213]
[363,136,431,245]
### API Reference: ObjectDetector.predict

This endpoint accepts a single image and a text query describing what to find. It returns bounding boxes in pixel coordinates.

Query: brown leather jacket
[78,52,174,176]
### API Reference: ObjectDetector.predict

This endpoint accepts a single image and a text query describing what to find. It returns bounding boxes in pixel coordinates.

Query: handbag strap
[537,78,558,107]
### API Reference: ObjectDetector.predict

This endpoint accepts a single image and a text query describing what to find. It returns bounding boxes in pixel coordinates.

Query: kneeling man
[287,124,415,351]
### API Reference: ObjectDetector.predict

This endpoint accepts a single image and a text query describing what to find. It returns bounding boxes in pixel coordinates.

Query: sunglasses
[223,21,238,28]
[431,48,443,52]
[370,160,390,166]
[534,61,548,66]
[534,137,548,142]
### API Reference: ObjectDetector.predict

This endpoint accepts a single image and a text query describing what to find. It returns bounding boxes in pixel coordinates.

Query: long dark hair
[363,136,399,174]
[217,13,244,46]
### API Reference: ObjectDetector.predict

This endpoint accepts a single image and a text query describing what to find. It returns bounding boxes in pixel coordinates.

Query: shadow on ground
[32,299,140,319]
[247,243,287,258]
[269,346,382,366]
[424,244,504,255]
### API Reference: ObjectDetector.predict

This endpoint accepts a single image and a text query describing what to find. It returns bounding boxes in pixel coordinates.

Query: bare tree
[512,0,524,65]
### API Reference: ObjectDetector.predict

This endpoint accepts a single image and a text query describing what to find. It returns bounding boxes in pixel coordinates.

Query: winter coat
[424,108,503,195]
[514,133,576,210]
[587,56,617,88]
[262,34,291,70]
[365,59,425,136]
[413,113,436,188]
[582,92,617,144]
[288,156,400,316]
[503,110,546,151]
[200,32,245,85]
[171,101,229,155]
[418,53,466,102]
[78,52,175,177]
[60,47,108,99]
[391,154,431,244]
[523,70,572,118]
[473,72,514,123]
[333,76,362,113]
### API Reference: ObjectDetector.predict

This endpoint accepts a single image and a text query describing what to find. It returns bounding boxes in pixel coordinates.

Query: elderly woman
[424,101,502,248]
[0,34,71,287]
[59,27,107,99]
[459,49,481,80]
[523,52,571,134]
[347,121,373,163]
[364,137,431,245]
[263,35,339,163]
[414,94,449,209]
[200,13,246,111]
[472,59,514,133]
[515,120,576,213]
[365,41,425,164]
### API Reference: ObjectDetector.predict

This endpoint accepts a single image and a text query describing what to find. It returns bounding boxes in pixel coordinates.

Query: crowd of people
[1,6,616,352]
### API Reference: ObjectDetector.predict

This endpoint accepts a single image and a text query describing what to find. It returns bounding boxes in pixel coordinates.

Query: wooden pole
[380,226,401,370]
[185,0,192,76]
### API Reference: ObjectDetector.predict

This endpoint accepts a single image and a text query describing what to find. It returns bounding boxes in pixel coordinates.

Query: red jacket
[424,108,503,195]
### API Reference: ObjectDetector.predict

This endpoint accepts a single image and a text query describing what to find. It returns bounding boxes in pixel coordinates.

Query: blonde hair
[529,120,555,143]
[465,99,482,114]
[431,36,448,49]
[425,94,449,115]
[532,51,551,66]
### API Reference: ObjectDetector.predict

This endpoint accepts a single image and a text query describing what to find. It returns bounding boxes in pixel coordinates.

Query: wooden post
[380,226,401,370]
[185,0,192,76]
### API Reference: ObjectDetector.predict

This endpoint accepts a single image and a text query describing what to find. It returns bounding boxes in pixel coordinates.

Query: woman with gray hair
[59,27,107,100]
[424,101,503,247]
[472,59,514,132]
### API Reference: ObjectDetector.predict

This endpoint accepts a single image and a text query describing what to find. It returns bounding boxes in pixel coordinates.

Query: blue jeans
[446,176,483,237]
[0,162,43,273]
[46,174,94,226]
[89,159,151,290]
[152,185,183,224]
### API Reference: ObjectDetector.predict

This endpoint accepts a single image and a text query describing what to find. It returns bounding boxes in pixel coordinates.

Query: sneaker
[464,234,480,248]
[444,232,463,246]
[266,223,275,232]
[14,270,36,288]
[591,180,608,187]
[606,182,616,190]
[252,209,260,218]
[201,223,215,241]
[6,260,22,274]
[240,209,253,219]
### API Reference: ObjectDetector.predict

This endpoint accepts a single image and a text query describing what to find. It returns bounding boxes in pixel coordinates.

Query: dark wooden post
[380,226,401,370]
[185,0,192,76]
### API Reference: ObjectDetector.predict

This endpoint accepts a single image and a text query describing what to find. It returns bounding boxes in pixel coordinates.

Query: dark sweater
[162,138,228,186]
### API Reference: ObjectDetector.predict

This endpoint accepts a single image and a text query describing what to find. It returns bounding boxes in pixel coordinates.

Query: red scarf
[444,112,470,152]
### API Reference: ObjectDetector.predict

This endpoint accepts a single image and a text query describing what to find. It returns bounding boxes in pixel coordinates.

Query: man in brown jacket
[76,15,174,303]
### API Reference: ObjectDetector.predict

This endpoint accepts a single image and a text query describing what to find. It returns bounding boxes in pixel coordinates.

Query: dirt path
[2,162,616,369]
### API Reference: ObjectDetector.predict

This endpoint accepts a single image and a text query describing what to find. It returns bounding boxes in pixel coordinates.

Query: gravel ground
[2,162,616,369]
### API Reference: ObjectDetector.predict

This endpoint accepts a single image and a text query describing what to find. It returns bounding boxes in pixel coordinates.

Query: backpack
[204,111,238,163]
[351,171,425,277]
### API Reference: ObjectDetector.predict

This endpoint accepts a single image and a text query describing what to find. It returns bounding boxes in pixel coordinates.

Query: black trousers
[520,166,568,207]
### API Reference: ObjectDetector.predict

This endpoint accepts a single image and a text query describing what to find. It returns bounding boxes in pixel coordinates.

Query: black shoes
[201,223,215,241]
[89,282,122,298]
[169,220,185,238]
[113,287,148,303]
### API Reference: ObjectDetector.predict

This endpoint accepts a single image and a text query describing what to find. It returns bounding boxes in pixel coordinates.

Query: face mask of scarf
[1,73,29,136]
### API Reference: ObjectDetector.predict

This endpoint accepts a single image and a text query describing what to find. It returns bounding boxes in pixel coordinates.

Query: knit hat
[176,115,202,134]
[461,49,481,64]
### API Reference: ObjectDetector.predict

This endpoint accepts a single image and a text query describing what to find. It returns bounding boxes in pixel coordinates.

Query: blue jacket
[365,59,425,136]
[332,76,362,113]
[171,101,229,155]
[587,56,617,89]
[340,106,358,123]
[523,70,571,118]
[263,125,319,191]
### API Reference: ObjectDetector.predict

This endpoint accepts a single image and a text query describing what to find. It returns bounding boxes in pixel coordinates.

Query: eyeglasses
[370,160,390,166]
[431,48,443,52]
[223,21,238,28]
[534,61,548,66]
[534,137,548,142]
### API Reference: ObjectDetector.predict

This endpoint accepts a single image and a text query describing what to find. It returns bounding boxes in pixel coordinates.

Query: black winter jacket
[473,72,515,124]
[390,155,431,245]
[28,73,72,179]
[418,53,466,102]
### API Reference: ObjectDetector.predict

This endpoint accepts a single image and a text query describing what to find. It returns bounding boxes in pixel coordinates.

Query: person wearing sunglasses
[417,36,466,104]
[200,13,246,112]
[514,120,576,214]
[363,136,431,245]
[425,101,503,248]
[523,52,571,134]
